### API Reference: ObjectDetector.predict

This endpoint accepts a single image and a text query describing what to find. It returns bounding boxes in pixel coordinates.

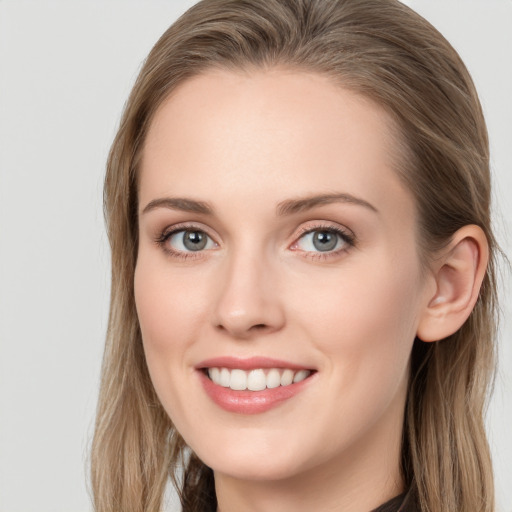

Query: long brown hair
[91,1,498,511]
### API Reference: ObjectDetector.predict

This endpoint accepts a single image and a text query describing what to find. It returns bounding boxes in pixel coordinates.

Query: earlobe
[416,225,489,343]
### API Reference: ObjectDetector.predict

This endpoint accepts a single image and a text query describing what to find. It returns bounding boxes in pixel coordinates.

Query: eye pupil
[183,231,207,251]
[313,231,337,251]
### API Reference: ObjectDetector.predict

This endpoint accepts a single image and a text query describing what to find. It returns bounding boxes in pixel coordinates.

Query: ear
[416,225,489,342]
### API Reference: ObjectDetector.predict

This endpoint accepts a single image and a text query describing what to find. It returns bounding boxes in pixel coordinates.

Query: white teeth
[280,369,294,386]
[230,369,247,390]
[209,367,220,383]
[220,368,231,387]
[207,367,312,391]
[247,369,267,391]
[266,368,281,389]
[293,369,310,383]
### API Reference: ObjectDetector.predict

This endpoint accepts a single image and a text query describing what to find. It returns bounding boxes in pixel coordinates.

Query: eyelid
[289,221,356,257]
[158,221,218,241]
[295,221,354,238]
[292,221,355,243]
[154,220,356,260]
[155,222,220,259]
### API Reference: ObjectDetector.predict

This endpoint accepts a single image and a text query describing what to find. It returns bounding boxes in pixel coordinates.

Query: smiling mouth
[203,367,314,391]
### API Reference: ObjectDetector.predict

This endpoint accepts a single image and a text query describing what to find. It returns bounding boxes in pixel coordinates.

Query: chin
[192,429,331,485]
[205,451,306,482]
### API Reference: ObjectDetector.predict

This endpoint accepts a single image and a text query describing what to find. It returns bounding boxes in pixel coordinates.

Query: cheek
[134,255,210,423]
[294,253,421,385]
[134,264,175,353]
[135,254,205,348]
[282,256,421,454]
[133,254,209,398]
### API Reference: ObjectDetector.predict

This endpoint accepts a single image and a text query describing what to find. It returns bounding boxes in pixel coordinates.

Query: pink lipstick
[196,357,315,414]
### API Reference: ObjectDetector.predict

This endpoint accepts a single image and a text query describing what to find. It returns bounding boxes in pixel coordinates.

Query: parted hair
[91,1,498,511]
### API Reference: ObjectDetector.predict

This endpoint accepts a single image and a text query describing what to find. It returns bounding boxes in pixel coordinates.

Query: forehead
[139,68,413,223]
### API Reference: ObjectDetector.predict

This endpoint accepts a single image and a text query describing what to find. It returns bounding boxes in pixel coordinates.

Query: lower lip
[198,371,313,414]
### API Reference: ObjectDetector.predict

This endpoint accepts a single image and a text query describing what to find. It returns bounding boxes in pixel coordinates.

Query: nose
[211,249,286,340]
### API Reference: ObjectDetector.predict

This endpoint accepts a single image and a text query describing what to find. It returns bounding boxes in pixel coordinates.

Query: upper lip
[196,356,314,371]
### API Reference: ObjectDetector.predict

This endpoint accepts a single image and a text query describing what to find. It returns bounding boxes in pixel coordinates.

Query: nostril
[214,322,271,338]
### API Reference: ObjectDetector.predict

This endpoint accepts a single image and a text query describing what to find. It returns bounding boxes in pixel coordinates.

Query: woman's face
[135,69,432,483]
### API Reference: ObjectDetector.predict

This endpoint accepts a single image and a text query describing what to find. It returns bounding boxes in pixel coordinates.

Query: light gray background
[0,1,510,511]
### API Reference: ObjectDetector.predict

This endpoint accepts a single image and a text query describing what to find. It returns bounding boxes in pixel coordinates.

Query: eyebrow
[276,193,378,216]
[141,192,378,216]
[142,197,214,215]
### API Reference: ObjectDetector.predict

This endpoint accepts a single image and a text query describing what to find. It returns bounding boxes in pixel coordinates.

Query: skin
[135,69,437,512]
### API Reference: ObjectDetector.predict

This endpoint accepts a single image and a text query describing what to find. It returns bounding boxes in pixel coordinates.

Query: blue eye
[295,228,351,253]
[167,229,216,252]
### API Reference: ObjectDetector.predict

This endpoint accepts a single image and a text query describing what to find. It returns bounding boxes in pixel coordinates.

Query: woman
[91,1,499,511]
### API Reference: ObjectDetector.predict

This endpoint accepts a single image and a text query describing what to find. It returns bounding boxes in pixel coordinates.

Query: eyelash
[292,225,356,261]
[154,223,213,261]
[154,223,356,261]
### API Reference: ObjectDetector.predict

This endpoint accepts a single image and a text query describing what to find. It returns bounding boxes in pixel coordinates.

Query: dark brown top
[371,486,418,512]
